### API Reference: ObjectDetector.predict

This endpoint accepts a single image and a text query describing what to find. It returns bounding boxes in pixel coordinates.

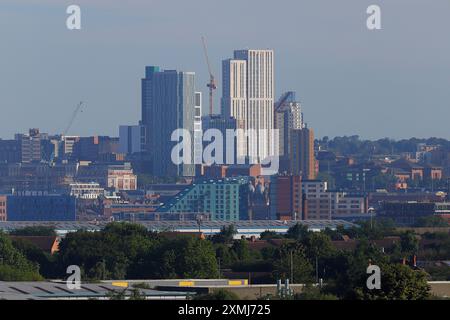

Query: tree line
[1,221,445,300]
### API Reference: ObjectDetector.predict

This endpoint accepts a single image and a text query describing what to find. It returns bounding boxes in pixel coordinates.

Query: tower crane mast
[201,36,217,115]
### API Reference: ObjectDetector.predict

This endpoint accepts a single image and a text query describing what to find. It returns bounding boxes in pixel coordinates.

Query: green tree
[0,232,43,281]
[193,289,240,300]
[214,243,237,268]
[272,243,313,284]
[211,225,237,244]
[145,236,219,279]
[363,264,430,300]
[415,216,449,227]
[231,239,251,262]
[11,238,56,278]
[295,284,338,300]
[400,231,419,256]
[260,230,284,240]
[303,232,335,260]
[286,223,309,242]
[10,226,57,237]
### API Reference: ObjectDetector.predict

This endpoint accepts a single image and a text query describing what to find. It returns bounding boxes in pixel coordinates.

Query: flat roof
[0,281,191,300]
[0,220,357,233]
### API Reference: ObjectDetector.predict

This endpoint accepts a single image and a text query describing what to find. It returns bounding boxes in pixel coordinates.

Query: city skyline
[1,0,450,140]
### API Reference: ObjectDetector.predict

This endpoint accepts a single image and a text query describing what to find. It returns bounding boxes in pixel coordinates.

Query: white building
[222,49,275,163]
[70,182,104,200]
[107,166,137,191]
[301,180,367,220]
[62,136,80,156]
[194,92,203,164]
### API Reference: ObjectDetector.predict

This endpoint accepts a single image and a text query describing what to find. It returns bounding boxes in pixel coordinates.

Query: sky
[0,0,449,140]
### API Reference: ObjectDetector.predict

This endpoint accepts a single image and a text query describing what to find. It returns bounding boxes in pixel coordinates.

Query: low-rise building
[302,180,368,220]
[6,191,76,221]
[0,195,7,221]
[269,174,302,220]
[76,163,137,191]
[69,182,105,199]
[157,177,251,221]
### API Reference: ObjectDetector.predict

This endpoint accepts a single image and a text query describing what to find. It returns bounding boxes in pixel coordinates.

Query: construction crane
[63,101,84,136]
[201,36,217,115]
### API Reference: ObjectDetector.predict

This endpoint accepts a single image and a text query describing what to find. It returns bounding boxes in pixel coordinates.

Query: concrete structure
[15,128,44,163]
[194,92,203,165]
[157,177,251,221]
[61,136,80,157]
[274,92,303,158]
[221,59,248,159]
[202,114,246,164]
[0,162,78,193]
[0,219,358,237]
[302,180,367,220]
[269,175,302,220]
[222,50,275,163]
[76,163,137,191]
[0,281,190,300]
[378,201,450,225]
[141,66,196,177]
[0,139,21,163]
[69,182,104,199]
[72,136,121,162]
[6,192,76,221]
[290,127,316,179]
[0,195,7,221]
[119,125,146,155]
[107,165,137,191]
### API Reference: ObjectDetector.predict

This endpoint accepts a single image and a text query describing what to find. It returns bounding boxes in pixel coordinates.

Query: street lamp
[196,214,204,233]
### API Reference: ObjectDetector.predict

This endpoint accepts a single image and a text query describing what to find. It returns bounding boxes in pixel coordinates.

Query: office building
[269,175,302,220]
[157,177,251,221]
[72,136,121,162]
[302,180,367,220]
[0,139,20,163]
[69,182,105,200]
[61,136,80,158]
[119,125,146,155]
[15,128,45,163]
[274,92,303,158]
[6,192,76,221]
[290,127,316,179]
[202,114,246,164]
[76,163,137,191]
[141,66,196,177]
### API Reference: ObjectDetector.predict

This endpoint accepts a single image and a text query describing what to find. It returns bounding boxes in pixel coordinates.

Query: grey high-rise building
[202,114,246,165]
[119,124,146,155]
[141,66,196,177]
[15,128,45,163]
[274,91,304,158]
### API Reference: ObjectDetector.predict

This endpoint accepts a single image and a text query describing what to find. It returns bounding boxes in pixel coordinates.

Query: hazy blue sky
[0,0,449,140]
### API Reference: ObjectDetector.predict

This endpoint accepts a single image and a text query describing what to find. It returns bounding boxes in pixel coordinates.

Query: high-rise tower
[141,66,196,177]
[222,49,275,163]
